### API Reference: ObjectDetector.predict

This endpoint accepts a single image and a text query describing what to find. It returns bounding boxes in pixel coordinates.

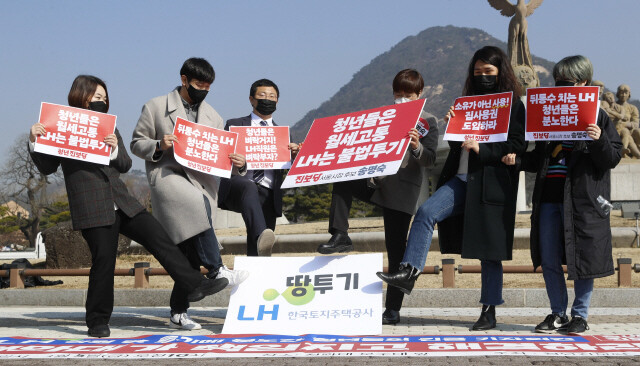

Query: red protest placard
[173,117,238,178]
[444,91,512,143]
[526,86,599,141]
[34,102,116,165]
[281,99,426,188]
[230,126,291,170]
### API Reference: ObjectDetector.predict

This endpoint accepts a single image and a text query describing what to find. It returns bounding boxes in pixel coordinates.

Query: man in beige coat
[131,58,248,330]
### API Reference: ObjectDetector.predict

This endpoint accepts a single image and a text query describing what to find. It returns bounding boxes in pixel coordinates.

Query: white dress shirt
[250,112,276,189]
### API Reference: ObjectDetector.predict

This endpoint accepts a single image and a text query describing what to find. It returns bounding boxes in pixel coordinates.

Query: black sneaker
[562,316,589,334]
[535,313,569,333]
[187,277,229,302]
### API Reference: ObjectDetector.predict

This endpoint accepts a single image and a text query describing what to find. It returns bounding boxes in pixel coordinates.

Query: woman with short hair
[502,55,622,334]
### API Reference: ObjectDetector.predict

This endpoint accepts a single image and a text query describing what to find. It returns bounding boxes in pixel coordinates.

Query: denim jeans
[401,176,466,270]
[480,260,504,306]
[539,202,594,318]
[192,195,223,272]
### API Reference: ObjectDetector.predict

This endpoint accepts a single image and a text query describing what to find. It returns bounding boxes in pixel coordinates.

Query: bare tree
[0,134,62,247]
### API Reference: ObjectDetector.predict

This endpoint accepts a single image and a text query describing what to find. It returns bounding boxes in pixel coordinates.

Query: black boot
[382,308,400,325]
[471,305,496,331]
[317,232,353,254]
[376,264,420,295]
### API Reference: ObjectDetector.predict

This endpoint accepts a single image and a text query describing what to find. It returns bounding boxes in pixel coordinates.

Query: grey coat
[131,88,243,244]
[372,111,439,215]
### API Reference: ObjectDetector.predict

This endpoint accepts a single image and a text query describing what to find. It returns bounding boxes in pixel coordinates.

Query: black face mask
[187,84,208,104]
[255,98,277,115]
[555,80,576,87]
[473,75,498,94]
[88,101,108,113]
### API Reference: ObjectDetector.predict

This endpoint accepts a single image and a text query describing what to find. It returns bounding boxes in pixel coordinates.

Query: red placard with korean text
[230,126,291,170]
[173,117,238,178]
[526,86,599,141]
[34,102,116,165]
[444,92,512,143]
[281,99,426,188]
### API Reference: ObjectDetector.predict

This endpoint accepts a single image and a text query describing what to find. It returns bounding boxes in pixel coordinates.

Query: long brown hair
[67,75,109,111]
[462,46,522,99]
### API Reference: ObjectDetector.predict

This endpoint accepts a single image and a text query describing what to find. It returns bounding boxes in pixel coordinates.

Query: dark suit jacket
[218,115,285,217]
[30,128,144,230]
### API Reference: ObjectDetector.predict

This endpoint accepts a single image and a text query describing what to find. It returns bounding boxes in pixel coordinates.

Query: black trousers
[329,179,413,311]
[222,176,277,256]
[80,210,204,328]
[169,239,206,314]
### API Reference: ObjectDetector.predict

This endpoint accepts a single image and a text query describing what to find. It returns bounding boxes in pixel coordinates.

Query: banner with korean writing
[281,99,426,188]
[2,334,640,358]
[443,92,512,143]
[34,102,116,165]
[526,86,599,141]
[173,117,237,178]
[230,126,291,170]
[223,253,382,335]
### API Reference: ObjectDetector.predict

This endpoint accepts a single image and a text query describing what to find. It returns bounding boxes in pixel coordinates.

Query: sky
[1,0,638,170]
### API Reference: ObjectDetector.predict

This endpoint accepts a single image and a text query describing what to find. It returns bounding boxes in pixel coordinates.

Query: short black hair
[393,69,424,95]
[250,79,279,98]
[180,58,215,83]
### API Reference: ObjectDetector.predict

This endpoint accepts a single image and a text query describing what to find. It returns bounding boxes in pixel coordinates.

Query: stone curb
[200,227,639,255]
[2,288,640,308]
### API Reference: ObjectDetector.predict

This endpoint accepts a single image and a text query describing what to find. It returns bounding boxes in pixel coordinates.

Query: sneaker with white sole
[216,265,249,288]
[535,313,569,333]
[559,316,590,334]
[169,312,202,330]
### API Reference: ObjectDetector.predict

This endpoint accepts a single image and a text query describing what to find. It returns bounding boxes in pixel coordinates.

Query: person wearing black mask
[502,55,622,334]
[131,58,249,331]
[218,79,300,257]
[377,46,526,331]
[28,75,229,337]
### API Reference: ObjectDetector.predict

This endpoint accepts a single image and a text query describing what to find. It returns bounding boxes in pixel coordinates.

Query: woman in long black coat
[503,55,622,334]
[378,46,526,330]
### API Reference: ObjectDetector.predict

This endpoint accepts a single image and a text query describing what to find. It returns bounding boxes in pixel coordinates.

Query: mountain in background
[291,25,636,141]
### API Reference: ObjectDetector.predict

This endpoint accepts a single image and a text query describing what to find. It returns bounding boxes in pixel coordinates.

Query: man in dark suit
[218,79,300,256]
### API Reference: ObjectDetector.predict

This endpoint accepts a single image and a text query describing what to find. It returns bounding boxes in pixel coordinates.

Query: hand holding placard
[34,102,117,165]
[172,117,238,178]
[443,92,513,143]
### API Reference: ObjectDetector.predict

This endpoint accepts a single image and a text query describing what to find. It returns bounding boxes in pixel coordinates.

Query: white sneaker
[169,312,202,330]
[217,265,249,288]
[257,229,276,256]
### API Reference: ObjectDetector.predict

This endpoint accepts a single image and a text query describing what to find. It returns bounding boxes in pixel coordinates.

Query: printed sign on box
[443,92,513,143]
[526,86,600,141]
[173,117,238,178]
[281,99,426,188]
[230,126,291,170]
[223,253,383,336]
[34,102,116,165]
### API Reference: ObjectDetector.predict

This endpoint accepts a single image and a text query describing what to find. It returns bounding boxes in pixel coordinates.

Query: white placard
[223,254,383,335]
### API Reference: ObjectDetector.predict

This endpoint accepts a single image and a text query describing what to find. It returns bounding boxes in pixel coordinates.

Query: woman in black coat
[503,55,622,334]
[28,75,228,338]
[378,46,526,330]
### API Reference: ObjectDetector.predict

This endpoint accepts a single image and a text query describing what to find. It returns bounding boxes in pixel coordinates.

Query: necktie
[252,120,268,184]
